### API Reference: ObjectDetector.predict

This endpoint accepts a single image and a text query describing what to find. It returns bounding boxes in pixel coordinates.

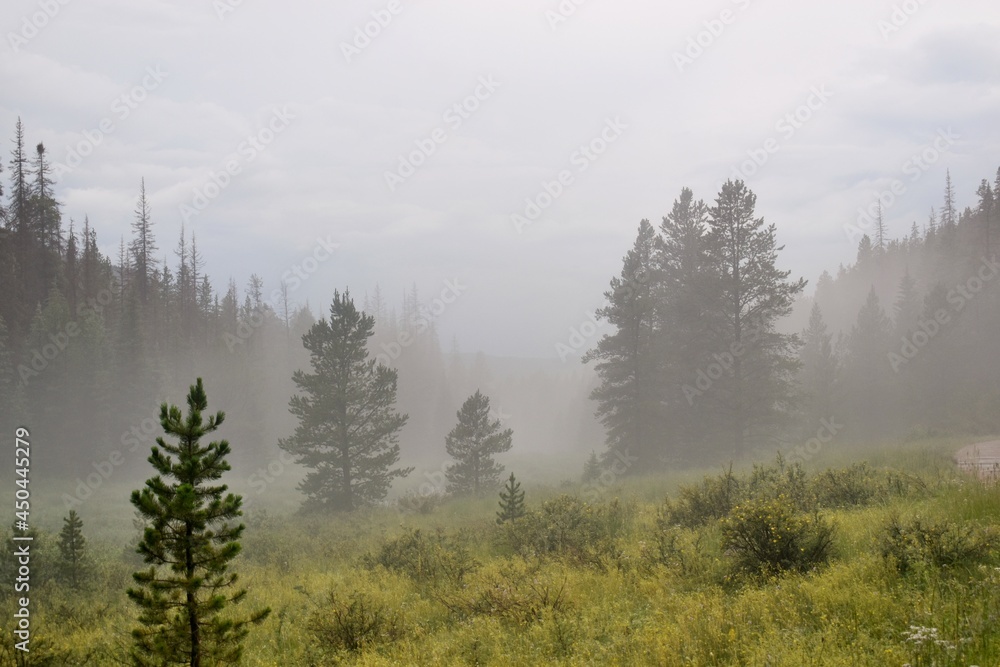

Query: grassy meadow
[4,435,1000,666]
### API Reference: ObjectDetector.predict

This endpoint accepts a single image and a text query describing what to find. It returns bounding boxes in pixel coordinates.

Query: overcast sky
[3,0,999,358]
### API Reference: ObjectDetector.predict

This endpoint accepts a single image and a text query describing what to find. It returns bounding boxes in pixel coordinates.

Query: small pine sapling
[56,509,90,589]
[496,473,526,525]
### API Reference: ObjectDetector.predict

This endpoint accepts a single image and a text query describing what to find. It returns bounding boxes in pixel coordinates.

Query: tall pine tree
[798,303,836,424]
[278,290,411,512]
[702,180,806,456]
[653,188,717,463]
[130,178,156,306]
[583,219,660,468]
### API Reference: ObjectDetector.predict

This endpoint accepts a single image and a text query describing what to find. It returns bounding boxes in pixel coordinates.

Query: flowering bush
[721,495,834,577]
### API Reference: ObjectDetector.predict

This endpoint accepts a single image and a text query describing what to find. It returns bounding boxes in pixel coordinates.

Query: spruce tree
[130,178,156,305]
[128,378,269,667]
[582,451,602,483]
[278,289,412,512]
[653,188,718,464]
[444,390,513,497]
[702,180,806,456]
[583,219,660,468]
[0,316,25,436]
[977,179,994,255]
[56,510,90,590]
[496,473,525,524]
[798,303,836,423]
[845,288,893,435]
[8,118,30,228]
[893,272,920,337]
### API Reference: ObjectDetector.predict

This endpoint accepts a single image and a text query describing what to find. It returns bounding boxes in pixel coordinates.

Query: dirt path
[954,441,1000,481]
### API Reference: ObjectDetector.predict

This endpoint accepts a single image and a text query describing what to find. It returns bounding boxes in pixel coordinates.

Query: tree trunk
[187,522,200,667]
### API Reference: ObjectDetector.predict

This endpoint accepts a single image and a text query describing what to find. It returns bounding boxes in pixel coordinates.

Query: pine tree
[56,510,90,589]
[942,170,957,230]
[654,188,718,463]
[874,202,886,253]
[495,473,525,524]
[278,290,412,512]
[583,219,660,467]
[893,272,920,337]
[8,118,30,231]
[703,180,807,456]
[845,287,893,435]
[444,390,513,497]
[856,234,873,265]
[977,179,994,256]
[175,223,191,337]
[582,450,602,482]
[65,220,78,313]
[0,316,25,448]
[130,178,156,305]
[799,303,836,422]
[128,378,269,666]
[31,142,60,255]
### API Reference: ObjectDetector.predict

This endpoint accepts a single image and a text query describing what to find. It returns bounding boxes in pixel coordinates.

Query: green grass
[4,437,1000,666]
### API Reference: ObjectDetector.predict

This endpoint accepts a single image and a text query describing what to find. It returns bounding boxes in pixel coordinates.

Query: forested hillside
[584,169,1000,469]
[0,119,601,487]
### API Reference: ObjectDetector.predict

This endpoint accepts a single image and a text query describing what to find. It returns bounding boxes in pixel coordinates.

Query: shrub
[307,591,406,654]
[721,495,834,577]
[500,495,631,565]
[361,527,478,585]
[810,463,926,508]
[643,523,727,587]
[396,490,445,515]
[437,559,570,624]
[879,516,994,575]
[746,455,812,512]
[661,465,742,528]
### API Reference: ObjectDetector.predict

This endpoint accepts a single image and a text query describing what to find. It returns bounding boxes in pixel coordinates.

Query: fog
[1,0,1000,511]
